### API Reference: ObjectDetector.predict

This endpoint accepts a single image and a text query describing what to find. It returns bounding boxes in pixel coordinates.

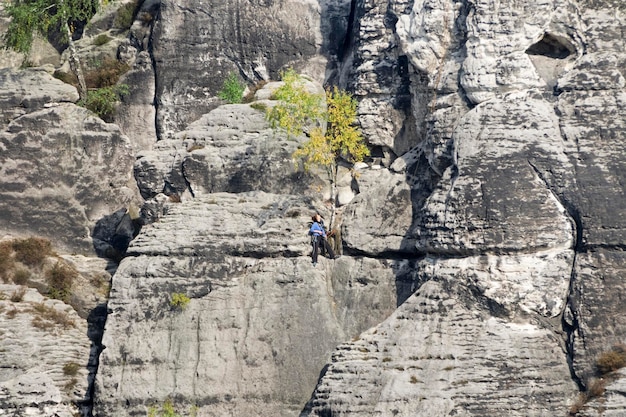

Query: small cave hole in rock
[526,33,575,59]
[526,33,576,89]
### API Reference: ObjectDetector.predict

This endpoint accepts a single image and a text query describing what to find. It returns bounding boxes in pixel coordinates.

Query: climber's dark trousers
[312,236,335,263]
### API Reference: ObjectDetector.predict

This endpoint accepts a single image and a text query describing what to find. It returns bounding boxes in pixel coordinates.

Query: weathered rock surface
[134,99,321,201]
[303,0,626,414]
[0,284,91,417]
[304,279,578,416]
[0,69,141,255]
[0,0,625,415]
[93,193,398,416]
[151,0,353,137]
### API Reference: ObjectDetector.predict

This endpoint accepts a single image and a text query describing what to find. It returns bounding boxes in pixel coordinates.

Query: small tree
[218,72,246,104]
[3,0,99,100]
[293,86,369,224]
[267,68,325,138]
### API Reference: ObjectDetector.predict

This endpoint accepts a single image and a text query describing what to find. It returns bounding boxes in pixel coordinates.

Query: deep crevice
[338,0,358,62]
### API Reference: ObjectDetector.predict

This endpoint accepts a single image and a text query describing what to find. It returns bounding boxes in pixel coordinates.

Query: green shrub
[267,68,325,138]
[79,84,130,121]
[249,102,267,112]
[93,34,112,46]
[46,261,77,303]
[12,237,53,267]
[218,72,246,104]
[113,0,140,30]
[170,292,190,310]
[148,398,191,417]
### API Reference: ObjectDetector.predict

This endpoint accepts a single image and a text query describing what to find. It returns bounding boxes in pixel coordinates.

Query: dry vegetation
[30,303,76,331]
[569,343,626,415]
[0,237,80,305]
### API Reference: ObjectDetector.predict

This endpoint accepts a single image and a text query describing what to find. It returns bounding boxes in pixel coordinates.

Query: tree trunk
[64,23,87,101]
[329,164,337,229]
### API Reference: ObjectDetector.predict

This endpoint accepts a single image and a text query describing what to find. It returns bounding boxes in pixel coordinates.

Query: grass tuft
[12,237,53,267]
[46,261,77,303]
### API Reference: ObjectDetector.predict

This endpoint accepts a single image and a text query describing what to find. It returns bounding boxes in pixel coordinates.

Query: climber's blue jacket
[309,222,326,238]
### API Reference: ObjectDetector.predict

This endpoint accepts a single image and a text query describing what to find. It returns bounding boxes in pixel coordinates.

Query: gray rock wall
[151,0,353,137]
[93,193,399,416]
[0,0,625,415]
[0,69,141,256]
[304,0,626,415]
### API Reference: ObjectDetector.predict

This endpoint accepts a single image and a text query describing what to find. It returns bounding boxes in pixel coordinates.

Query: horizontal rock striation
[304,279,578,416]
[0,69,141,256]
[0,285,91,417]
[304,0,626,415]
[93,193,399,416]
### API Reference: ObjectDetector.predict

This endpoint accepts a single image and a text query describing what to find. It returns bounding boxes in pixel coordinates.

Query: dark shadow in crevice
[526,33,576,60]
[92,208,143,262]
[78,302,109,417]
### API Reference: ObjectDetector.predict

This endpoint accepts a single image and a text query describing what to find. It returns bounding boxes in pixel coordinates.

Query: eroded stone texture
[303,279,578,416]
[0,285,91,417]
[578,370,626,417]
[304,0,626,414]
[134,101,321,201]
[412,95,575,255]
[93,193,398,417]
[151,0,352,137]
[567,249,626,384]
[0,99,139,254]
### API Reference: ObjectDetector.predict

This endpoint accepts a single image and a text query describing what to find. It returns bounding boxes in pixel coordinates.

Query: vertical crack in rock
[83,304,109,417]
[527,158,585,391]
[194,314,201,397]
[455,0,473,109]
[148,2,162,141]
[339,0,358,62]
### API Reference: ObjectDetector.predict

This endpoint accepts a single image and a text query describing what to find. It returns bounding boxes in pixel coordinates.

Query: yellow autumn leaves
[268,69,369,173]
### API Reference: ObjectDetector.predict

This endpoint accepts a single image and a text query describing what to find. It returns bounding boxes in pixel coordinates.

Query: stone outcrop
[151,0,353,137]
[0,0,625,415]
[303,279,577,416]
[302,0,626,415]
[0,68,141,256]
[133,98,322,202]
[93,192,399,417]
[0,284,91,417]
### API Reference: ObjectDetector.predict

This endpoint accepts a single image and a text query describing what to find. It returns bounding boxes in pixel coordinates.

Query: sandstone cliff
[0,0,625,416]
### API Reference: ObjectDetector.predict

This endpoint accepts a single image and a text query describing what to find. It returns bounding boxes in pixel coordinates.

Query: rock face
[133,99,321,201]
[0,0,625,415]
[0,69,141,256]
[304,279,577,416]
[151,0,353,137]
[93,193,398,416]
[301,0,626,415]
[0,284,91,417]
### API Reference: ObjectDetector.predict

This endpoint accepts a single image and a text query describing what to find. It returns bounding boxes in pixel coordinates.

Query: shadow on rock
[92,208,143,262]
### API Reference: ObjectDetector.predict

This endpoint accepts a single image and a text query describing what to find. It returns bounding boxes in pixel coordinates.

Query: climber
[309,213,339,266]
